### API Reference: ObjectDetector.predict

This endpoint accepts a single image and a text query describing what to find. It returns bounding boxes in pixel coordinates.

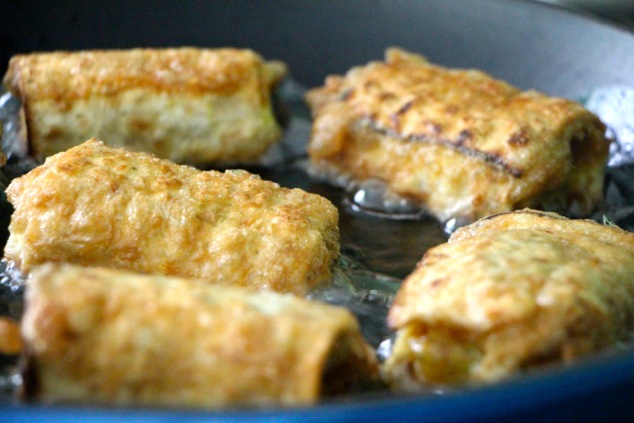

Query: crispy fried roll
[20,263,378,408]
[306,48,609,224]
[4,139,339,295]
[3,47,286,165]
[384,210,634,387]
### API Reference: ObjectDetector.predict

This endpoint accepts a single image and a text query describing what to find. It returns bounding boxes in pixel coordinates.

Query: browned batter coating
[4,47,286,165]
[21,263,379,408]
[306,48,609,224]
[384,210,634,387]
[4,139,339,295]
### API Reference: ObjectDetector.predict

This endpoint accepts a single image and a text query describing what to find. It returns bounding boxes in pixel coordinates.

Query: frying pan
[1,0,634,421]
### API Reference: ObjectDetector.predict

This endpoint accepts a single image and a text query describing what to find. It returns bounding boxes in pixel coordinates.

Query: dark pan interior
[2,0,634,97]
[2,1,634,422]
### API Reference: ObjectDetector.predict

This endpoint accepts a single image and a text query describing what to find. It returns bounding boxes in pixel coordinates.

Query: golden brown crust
[5,139,339,295]
[4,48,285,105]
[306,48,610,223]
[384,209,634,386]
[21,263,378,408]
[3,48,287,164]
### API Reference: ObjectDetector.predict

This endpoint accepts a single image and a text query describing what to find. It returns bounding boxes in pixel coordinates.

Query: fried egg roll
[3,47,286,165]
[20,263,379,408]
[306,48,609,224]
[384,209,634,387]
[4,139,339,295]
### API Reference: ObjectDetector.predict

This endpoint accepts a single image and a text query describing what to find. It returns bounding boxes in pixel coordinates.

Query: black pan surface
[1,1,634,421]
[2,0,634,97]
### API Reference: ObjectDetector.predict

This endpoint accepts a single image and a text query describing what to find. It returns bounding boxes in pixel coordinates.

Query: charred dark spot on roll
[367,120,523,177]
[389,101,415,132]
[395,100,414,116]
[507,127,530,146]
[456,129,473,146]
[442,142,523,177]
[479,150,523,178]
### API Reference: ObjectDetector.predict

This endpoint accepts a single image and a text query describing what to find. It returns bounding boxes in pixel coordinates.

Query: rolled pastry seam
[306,48,610,224]
[3,47,287,165]
[20,263,379,408]
[384,209,634,388]
[4,139,339,295]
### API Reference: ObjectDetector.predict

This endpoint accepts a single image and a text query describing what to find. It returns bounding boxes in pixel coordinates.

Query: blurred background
[534,0,634,26]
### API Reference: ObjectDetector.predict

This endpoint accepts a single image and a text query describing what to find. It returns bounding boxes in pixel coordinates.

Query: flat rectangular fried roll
[20,263,379,408]
[306,48,610,224]
[384,209,634,387]
[4,139,339,295]
[3,47,286,165]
